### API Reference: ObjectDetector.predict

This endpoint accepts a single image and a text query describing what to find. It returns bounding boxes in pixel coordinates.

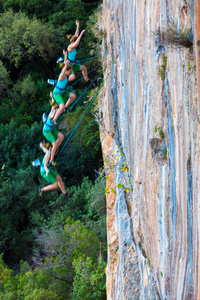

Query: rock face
[99,0,200,299]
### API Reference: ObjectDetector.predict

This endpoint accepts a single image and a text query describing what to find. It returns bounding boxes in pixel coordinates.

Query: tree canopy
[0,1,106,298]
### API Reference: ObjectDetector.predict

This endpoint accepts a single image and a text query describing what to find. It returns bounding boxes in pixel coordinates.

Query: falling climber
[51,59,76,125]
[65,20,89,83]
[39,141,67,197]
[42,97,64,164]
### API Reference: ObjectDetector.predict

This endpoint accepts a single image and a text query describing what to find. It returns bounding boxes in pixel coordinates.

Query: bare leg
[53,103,65,122]
[56,175,66,194]
[81,65,89,81]
[41,182,59,192]
[50,132,64,162]
[65,92,76,109]
[68,73,76,81]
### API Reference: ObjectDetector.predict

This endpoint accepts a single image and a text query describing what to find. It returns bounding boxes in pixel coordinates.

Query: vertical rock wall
[99,0,200,299]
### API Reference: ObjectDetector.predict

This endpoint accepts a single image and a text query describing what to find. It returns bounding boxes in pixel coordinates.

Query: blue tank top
[43,109,55,132]
[40,151,51,174]
[53,74,68,94]
[68,47,77,62]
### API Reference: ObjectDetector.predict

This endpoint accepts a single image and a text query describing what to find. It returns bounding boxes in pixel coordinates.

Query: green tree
[0,61,12,97]
[2,0,20,12]
[19,0,52,19]
[0,0,105,277]
[0,255,61,299]
[32,218,101,297]
[38,175,107,247]
[72,256,106,300]
[0,10,55,68]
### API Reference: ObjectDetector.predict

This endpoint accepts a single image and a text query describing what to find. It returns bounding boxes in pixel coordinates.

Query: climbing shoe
[39,187,43,197]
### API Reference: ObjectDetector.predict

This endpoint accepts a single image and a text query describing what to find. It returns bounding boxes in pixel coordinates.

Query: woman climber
[65,20,89,83]
[51,59,76,125]
[39,141,67,197]
[42,97,64,164]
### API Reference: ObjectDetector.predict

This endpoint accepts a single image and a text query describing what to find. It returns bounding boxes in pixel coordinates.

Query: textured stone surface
[99,0,200,299]
[194,0,200,107]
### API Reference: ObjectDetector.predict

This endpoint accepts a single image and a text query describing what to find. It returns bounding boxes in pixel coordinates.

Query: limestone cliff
[99,0,200,299]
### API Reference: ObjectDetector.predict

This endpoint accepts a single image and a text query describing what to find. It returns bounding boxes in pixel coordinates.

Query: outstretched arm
[40,142,49,154]
[70,29,85,49]
[74,20,79,36]
[58,59,71,80]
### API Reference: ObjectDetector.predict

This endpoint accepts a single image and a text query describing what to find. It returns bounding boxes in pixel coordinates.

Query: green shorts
[53,88,76,106]
[41,168,58,184]
[71,63,81,73]
[43,128,60,144]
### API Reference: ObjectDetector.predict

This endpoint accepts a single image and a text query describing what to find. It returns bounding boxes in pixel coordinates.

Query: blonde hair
[44,141,51,150]
[49,98,58,108]
[70,35,78,43]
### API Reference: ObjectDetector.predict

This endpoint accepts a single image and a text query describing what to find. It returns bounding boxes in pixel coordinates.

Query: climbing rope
[75,47,118,63]
[55,71,110,161]
[48,61,103,89]
[58,63,109,124]
[66,61,103,90]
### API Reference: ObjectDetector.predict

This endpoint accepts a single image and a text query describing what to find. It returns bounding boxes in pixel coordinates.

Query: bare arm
[59,60,70,80]
[40,142,49,154]
[74,20,79,36]
[49,108,57,119]
[68,30,85,51]
[63,49,68,63]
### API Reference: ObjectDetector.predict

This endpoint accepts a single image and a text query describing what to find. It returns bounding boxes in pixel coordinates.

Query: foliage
[0,10,55,68]
[0,115,104,259]
[0,167,50,258]
[157,23,193,48]
[0,121,42,169]
[72,256,106,299]
[0,254,60,299]
[158,55,167,81]
[58,101,102,185]
[0,218,106,299]
[154,125,165,139]
[38,176,107,245]
[83,176,107,243]
[32,218,103,298]
[0,3,106,296]
[102,150,132,195]
[0,121,57,257]
[161,145,167,160]
[0,60,12,97]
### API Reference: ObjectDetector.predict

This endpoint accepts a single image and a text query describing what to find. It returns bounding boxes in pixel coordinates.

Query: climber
[42,97,64,164]
[65,20,89,83]
[52,59,76,124]
[39,141,67,197]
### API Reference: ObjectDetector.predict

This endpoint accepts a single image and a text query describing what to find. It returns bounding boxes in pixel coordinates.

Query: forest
[0,0,107,299]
